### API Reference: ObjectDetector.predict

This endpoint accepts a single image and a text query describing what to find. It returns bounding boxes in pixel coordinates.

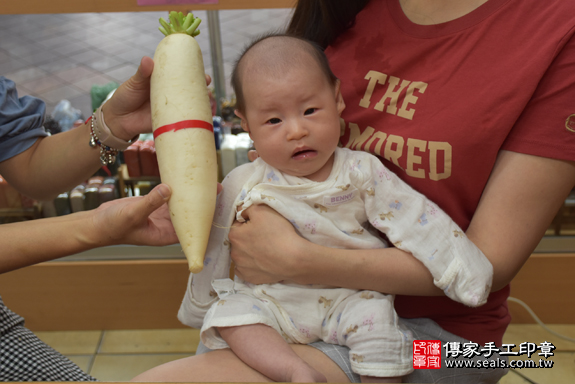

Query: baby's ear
[234,109,250,133]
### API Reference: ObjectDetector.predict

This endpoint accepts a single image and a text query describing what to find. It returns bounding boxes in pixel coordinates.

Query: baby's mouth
[292,148,317,159]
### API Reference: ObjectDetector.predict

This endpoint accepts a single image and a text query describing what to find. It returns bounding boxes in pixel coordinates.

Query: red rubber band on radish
[153,119,213,139]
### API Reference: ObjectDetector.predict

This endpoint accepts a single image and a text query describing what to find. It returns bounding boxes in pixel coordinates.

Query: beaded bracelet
[88,104,138,165]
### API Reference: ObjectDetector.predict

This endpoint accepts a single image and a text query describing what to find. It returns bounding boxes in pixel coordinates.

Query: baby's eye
[267,118,281,124]
[304,108,317,115]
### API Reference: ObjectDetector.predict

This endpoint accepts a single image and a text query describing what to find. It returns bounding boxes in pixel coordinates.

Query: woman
[0,57,180,381]
[134,1,575,382]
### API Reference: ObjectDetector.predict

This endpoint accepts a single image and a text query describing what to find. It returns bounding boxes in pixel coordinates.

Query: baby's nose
[287,121,308,140]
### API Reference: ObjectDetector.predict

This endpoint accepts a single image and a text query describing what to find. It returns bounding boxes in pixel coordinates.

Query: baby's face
[239,62,344,182]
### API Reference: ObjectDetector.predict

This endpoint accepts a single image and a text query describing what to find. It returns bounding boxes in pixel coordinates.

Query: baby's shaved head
[231,34,338,114]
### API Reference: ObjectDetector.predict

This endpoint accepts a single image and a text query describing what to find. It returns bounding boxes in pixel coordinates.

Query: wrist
[82,208,121,248]
[66,210,105,249]
[287,236,318,285]
[100,102,133,142]
[89,103,138,165]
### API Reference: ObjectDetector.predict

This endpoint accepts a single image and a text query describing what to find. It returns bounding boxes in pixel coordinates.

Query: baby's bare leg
[218,324,327,383]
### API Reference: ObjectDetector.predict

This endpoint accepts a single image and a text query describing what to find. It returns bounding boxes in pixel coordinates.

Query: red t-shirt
[326,0,575,346]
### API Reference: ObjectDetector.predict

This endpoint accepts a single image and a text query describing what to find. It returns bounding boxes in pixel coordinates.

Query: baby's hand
[247,150,259,162]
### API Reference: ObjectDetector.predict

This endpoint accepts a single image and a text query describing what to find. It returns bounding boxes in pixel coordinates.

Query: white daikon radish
[151,11,216,273]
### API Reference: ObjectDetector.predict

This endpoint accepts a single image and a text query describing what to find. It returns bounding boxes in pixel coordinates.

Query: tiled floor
[0,8,293,120]
[35,328,199,381]
[34,324,575,382]
[499,325,575,384]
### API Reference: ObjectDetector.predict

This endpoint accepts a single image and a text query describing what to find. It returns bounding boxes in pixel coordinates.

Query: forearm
[466,151,575,291]
[291,239,443,296]
[26,123,101,195]
[313,153,575,295]
[0,210,101,274]
[230,204,443,296]
[0,122,101,200]
[0,57,154,200]
[234,152,574,301]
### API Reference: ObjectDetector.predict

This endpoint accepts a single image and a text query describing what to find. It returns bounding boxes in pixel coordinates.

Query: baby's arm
[359,154,492,306]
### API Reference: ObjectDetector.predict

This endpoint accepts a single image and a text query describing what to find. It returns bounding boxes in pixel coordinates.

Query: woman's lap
[196,317,509,384]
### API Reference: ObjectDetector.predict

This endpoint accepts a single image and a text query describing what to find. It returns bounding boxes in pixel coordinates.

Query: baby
[178,34,493,383]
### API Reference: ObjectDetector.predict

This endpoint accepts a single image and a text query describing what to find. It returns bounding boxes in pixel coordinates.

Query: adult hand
[228,204,303,284]
[102,57,212,141]
[91,183,179,246]
[101,56,155,141]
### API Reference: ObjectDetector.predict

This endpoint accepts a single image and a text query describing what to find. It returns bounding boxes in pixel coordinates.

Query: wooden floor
[34,324,575,382]
[499,324,575,384]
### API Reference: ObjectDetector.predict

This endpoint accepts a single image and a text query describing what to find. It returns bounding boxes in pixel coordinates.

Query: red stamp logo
[413,340,442,369]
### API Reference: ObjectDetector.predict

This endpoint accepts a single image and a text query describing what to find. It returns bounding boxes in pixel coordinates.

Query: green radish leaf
[158,11,202,37]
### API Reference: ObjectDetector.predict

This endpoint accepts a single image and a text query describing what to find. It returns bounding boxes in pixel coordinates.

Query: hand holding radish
[99,57,213,143]
[100,57,155,141]
[91,184,179,247]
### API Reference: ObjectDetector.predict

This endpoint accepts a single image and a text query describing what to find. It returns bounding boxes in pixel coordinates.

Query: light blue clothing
[0,76,48,162]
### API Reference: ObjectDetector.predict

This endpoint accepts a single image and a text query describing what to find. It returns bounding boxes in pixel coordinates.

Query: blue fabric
[0,76,48,163]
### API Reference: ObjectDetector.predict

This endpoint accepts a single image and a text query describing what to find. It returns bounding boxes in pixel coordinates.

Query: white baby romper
[179,147,493,377]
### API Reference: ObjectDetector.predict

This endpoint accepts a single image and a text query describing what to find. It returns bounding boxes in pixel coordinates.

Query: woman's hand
[102,56,212,141]
[101,56,155,141]
[91,183,179,247]
[228,204,304,284]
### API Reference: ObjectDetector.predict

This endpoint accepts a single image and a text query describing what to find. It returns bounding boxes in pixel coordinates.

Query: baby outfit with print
[178,147,493,377]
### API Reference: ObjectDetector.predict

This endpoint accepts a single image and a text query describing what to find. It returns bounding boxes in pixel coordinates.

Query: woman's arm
[0,183,178,274]
[467,150,575,291]
[230,205,439,295]
[0,57,155,201]
[230,150,575,295]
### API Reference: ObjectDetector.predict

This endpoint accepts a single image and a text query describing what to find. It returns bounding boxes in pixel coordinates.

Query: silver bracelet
[88,104,138,165]
[89,113,120,165]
